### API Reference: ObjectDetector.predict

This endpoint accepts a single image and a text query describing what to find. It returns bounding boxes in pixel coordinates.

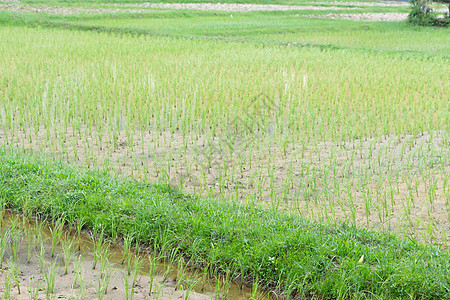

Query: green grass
[1,149,449,299]
[60,12,446,56]
[1,6,447,57]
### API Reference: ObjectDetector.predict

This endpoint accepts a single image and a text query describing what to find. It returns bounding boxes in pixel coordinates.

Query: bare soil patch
[0,3,161,15]
[304,12,409,21]
[110,2,358,12]
[306,1,409,7]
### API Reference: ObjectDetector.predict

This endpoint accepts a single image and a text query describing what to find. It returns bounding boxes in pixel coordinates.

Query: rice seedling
[122,234,132,266]
[154,282,164,300]
[7,258,21,294]
[214,273,225,300]
[62,234,75,275]
[183,274,200,300]
[72,254,83,289]
[91,229,105,270]
[222,269,232,298]
[148,255,158,296]
[45,263,57,296]
[3,272,12,299]
[50,218,64,258]
[27,275,41,300]
[77,279,87,300]
[96,262,112,298]
[76,217,85,251]
[198,262,211,292]
[0,202,5,229]
[250,279,261,300]
[0,230,9,269]
[39,242,46,275]
[9,227,22,266]
[121,269,135,300]
[34,218,46,249]
[26,234,36,264]
[131,254,143,288]
[175,257,185,291]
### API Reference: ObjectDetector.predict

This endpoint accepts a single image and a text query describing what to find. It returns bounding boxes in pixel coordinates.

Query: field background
[0,0,449,298]
[1,0,449,246]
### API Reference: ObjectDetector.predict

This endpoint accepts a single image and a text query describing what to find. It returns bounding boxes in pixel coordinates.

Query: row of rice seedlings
[3,121,448,246]
[5,120,448,245]
[0,26,448,248]
[1,27,447,149]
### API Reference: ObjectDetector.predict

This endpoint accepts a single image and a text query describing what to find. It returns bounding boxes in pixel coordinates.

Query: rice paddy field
[0,0,449,299]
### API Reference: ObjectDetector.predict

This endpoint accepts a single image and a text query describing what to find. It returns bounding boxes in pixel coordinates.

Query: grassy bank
[1,149,449,299]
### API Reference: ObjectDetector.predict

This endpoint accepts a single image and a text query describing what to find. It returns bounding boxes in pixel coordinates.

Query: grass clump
[0,149,449,299]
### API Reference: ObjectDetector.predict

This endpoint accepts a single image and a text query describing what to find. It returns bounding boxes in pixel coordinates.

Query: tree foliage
[408,0,449,26]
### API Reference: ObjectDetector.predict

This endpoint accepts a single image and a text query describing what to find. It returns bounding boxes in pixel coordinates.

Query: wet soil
[0,211,262,299]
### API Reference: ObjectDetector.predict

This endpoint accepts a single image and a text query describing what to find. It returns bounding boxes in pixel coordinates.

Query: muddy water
[1,210,271,299]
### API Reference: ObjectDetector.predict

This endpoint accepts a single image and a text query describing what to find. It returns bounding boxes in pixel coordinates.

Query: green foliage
[408,0,449,27]
[0,150,449,299]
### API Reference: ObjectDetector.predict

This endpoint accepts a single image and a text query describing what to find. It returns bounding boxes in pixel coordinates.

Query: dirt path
[306,1,409,7]
[0,1,361,15]
[110,2,358,11]
[304,12,409,21]
[0,2,356,15]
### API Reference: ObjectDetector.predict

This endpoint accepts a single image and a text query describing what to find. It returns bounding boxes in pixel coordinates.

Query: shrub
[408,0,449,26]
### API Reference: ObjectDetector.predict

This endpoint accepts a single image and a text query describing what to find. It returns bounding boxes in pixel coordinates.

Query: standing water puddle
[0,210,272,299]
